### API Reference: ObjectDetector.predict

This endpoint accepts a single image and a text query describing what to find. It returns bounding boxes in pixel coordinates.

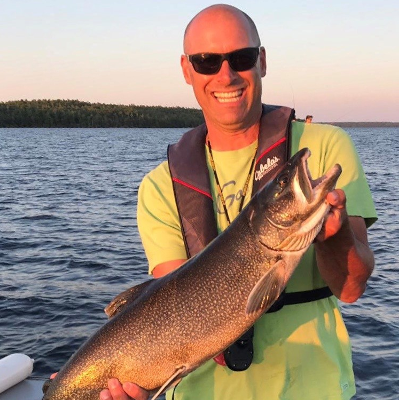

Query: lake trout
[43,148,341,400]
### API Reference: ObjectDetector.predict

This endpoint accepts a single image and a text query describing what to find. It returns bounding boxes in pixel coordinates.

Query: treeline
[0,99,205,128]
[1,100,397,128]
[296,119,398,127]
[325,121,398,128]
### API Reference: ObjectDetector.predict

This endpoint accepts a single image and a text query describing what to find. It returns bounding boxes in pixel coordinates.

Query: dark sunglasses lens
[191,53,222,75]
[190,48,259,75]
[229,48,259,71]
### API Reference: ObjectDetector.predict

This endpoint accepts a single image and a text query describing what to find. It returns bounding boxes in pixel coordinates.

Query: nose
[216,60,237,83]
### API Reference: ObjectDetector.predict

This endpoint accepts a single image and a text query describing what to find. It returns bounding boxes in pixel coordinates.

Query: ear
[181,54,193,85]
[259,46,267,77]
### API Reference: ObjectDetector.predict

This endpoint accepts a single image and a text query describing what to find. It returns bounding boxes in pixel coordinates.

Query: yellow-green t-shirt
[137,122,377,400]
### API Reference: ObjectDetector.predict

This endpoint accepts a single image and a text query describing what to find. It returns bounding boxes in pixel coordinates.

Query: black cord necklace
[206,139,258,225]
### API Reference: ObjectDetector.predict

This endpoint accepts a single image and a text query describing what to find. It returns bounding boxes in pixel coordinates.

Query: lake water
[0,127,398,399]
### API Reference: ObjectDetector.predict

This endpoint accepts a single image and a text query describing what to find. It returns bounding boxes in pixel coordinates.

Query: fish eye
[277,172,289,187]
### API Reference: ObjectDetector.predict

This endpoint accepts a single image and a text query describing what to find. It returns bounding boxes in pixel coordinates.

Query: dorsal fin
[105,280,154,318]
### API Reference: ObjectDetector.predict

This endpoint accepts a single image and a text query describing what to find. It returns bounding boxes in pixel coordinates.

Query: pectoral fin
[105,280,154,318]
[246,260,286,315]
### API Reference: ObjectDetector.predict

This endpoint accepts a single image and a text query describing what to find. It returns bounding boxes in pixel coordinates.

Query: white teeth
[213,90,243,102]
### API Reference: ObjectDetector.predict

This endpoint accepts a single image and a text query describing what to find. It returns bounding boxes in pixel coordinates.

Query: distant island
[294,118,398,128]
[0,99,205,128]
[0,100,397,128]
[321,121,398,128]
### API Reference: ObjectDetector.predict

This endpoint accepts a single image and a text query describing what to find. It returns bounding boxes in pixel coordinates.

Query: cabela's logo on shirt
[255,156,280,181]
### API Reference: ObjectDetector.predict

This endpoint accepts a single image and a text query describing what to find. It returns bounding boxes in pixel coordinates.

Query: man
[305,115,313,123]
[101,4,376,400]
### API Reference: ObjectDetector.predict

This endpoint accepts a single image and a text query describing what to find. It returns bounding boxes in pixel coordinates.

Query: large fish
[43,148,341,400]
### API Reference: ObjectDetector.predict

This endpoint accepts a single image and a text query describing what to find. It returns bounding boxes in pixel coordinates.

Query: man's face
[181,10,266,132]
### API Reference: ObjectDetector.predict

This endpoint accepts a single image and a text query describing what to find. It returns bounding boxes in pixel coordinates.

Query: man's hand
[99,378,149,400]
[314,189,374,302]
[48,375,149,400]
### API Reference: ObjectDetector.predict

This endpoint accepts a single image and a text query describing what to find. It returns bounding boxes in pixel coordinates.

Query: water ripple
[0,127,398,399]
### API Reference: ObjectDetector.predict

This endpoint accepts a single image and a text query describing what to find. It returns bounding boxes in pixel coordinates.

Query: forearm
[152,259,186,278]
[315,217,375,303]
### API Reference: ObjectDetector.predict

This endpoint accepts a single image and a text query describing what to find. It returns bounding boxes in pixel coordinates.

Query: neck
[206,123,260,151]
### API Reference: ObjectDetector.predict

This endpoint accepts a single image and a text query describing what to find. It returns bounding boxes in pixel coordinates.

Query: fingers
[326,189,346,209]
[100,379,129,400]
[99,388,113,400]
[123,382,149,400]
[316,189,348,242]
[99,379,149,400]
[42,372,58,395]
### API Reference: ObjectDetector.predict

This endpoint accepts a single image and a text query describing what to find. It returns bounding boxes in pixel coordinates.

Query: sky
[1,0,398,122]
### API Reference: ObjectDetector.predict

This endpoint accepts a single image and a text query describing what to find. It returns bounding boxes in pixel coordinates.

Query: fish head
[251,148,342,252]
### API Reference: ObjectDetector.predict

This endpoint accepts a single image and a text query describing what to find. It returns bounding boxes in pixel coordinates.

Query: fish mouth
[297,148,342,204]
[263,148,342,252]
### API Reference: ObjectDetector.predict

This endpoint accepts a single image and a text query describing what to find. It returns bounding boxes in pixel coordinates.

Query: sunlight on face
[181,6,266,133]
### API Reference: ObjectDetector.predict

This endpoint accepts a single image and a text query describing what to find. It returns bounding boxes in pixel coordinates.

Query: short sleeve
[137,161,187,273]
[294,122,377,227]
[322,127,377,227]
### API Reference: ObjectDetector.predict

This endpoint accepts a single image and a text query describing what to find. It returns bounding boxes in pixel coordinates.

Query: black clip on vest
[223,326,255,371]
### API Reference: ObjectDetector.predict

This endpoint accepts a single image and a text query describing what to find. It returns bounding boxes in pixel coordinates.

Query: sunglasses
[186,47,260,75]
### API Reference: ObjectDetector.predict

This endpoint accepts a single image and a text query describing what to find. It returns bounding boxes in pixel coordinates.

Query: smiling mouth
[213,89,243,103]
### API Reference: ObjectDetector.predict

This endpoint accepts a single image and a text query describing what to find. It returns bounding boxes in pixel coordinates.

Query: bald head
[183,4,261,54]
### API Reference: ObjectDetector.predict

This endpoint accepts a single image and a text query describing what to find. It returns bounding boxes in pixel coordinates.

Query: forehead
[184,10,257,54]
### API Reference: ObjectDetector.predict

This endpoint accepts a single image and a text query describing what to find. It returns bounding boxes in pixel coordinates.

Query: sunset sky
[1,0,398,122]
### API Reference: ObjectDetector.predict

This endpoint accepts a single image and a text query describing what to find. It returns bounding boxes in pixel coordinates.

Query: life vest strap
[266,286,333,313]
[220,286,333,371]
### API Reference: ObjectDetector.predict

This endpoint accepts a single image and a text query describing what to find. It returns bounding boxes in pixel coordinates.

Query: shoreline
[1,122,398,129]
[321,122,398,128]
[0,100,398,129]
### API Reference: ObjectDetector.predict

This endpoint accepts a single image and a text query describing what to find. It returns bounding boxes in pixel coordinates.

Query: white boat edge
[0,378,46,400]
